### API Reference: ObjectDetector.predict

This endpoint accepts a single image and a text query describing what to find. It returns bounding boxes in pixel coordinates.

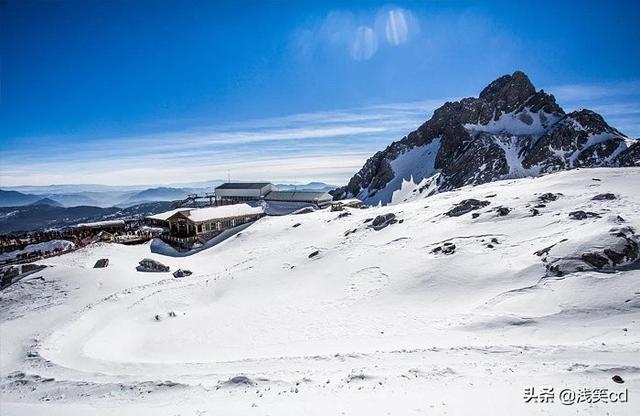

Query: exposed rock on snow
[93,258,109,268]
[538,192,562,203]
[370,213,397,229]
[172,269,192,278]
[568,210,601,220]
[332,71,639,206]
[446,199,490,217]
[218,375,257,388]
[496,207,511,216]
[545,226,639,275]
[432,242,456,255]
[136,258,170,272]
[592,193,616,200]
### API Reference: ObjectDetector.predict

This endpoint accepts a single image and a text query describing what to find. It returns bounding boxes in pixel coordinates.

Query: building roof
[215,182,272,190]
[74,219,125,228]
[146,207,192,222]
[171,204,264,223]
[264,190,332,203]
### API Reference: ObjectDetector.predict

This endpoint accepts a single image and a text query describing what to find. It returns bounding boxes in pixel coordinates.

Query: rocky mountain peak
[333,71,639,205]
[479,70,535,104]
[567,109,620,135]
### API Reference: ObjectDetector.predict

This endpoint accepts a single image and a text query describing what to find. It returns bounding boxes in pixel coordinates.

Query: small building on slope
[214,182,276,205]
[264,190,333,207]
[160,204,265,245]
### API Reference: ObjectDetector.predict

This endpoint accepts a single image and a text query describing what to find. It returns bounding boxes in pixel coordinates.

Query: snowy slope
[1,168,639,415]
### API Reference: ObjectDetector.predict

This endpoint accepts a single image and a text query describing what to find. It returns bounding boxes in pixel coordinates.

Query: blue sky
[1,0,639,186]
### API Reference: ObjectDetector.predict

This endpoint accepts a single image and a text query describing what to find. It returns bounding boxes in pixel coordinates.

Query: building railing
[159,233,198,245]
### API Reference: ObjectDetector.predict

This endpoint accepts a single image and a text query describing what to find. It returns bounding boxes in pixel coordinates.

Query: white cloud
[0,101,440,187]
[548,81,640,102]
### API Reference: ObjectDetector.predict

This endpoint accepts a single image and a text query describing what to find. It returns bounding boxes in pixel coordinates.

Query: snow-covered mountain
[333,71,639,205]
[1,168,639,415]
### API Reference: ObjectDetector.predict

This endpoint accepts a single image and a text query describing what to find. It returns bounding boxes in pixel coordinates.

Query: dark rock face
[332,71,639,205]
[446,199,490,217]
[614,141,640,166]
[93,258,109,268]
[522,110,628,171]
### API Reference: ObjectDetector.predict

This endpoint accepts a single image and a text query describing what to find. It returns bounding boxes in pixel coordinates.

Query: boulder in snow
[446,199,490,217]
[592,193,616,201]
[371,213,397,229]
[136,258,170,273]
[496,207,511,216]
[93,258,109,268]
[538,192,562,203]
[172,269,192,278]
[568,210,601,220]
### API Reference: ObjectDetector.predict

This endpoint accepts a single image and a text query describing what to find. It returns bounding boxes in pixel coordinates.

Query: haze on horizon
[1,0,639,187]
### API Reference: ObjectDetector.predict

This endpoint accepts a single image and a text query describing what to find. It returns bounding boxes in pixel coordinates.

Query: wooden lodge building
[147,204,265,246]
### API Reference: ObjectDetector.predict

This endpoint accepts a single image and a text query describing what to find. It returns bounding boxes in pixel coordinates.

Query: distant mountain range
[333,71,639,205]
[0,182,337,209]
[0,201,177,234]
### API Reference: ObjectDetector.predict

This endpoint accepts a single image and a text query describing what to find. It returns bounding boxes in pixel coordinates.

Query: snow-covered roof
[146,208,192,221]
[264,190,332,203]
[171,204,264,223]
[74,220,125,228]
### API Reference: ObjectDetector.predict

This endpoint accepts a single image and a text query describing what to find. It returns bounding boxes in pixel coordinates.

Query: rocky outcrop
[172,269,192,278]
[136,258,170,273]
[592,193,616,201]
[93,258,109,268]
[370,213,397,230]
[544,226,639,276]
[332,71,639,205]
[446,199,490,217]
